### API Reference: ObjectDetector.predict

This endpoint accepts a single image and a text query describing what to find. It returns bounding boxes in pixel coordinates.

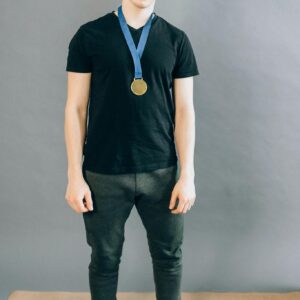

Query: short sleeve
[172,31,200,79]
[66,26,92,73]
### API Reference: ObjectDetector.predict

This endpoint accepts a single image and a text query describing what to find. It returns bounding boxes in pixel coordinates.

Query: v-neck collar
[110,10,158,32]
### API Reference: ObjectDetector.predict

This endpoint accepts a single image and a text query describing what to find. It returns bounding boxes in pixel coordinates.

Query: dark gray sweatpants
[82,164,184,300]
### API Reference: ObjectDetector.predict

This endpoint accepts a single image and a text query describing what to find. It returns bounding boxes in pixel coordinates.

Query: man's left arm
[169,76,196,214]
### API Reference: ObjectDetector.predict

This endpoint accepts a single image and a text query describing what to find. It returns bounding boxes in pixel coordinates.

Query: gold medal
[131,78,147,96]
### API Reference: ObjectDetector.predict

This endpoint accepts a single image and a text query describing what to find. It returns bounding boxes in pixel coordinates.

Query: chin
[130,0,155,9]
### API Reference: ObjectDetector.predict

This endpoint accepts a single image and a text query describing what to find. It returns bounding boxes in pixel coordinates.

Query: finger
[84,190,94,211]
[182,201,190,213]
[77,198,89,213]
[67,197,79,213]
[169,191,178,210]
[68,200,78,213]
[171,199,186,214]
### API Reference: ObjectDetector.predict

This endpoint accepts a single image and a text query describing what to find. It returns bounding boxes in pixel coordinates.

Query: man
[64,0,199,299]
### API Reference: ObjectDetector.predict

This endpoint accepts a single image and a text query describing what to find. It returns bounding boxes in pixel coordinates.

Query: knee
[150,241,183,271]
[89,251,121,274]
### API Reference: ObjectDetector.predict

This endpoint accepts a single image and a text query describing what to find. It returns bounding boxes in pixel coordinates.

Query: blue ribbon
[117,5,156,79]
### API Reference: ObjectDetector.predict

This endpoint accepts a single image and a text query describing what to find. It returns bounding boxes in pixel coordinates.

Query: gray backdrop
[1,0,300,299]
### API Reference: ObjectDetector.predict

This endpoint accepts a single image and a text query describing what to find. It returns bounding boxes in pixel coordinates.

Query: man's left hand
[169,176,196,214]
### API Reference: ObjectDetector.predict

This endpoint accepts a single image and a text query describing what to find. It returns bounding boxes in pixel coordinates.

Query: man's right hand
[65,175,94,213]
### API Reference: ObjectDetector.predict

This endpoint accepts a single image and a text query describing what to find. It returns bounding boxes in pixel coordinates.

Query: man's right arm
[64,72,93,213]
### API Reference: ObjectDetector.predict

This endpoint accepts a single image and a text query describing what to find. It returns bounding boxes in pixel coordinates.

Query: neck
[114,0,155,29]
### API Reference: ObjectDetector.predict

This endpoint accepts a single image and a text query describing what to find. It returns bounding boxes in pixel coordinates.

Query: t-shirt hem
[173,70,200,78]
[82,157,178,174]
[66,67,92,73]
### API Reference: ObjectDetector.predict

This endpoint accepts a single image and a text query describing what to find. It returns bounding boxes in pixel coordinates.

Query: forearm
[174,108,195,180]
[64,104,87,181]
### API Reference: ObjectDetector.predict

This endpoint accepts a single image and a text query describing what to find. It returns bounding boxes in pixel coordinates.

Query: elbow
[65,97,87,112]
[64,101,87,118]
[176,106,195,120]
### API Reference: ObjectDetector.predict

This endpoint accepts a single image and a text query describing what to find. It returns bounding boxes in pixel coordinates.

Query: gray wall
[1,0,300,299]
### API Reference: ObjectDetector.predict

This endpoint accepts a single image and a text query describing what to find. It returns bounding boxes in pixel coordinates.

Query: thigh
[82,170,136,253]
[135,165,184,254]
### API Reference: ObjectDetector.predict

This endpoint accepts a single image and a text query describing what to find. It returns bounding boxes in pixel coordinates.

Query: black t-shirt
[66,10,199,174]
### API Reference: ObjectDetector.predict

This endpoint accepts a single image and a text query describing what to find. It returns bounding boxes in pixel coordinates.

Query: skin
[64,0,196,214]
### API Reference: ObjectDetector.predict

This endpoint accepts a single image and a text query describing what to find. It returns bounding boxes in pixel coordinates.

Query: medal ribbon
[117,5,156,79]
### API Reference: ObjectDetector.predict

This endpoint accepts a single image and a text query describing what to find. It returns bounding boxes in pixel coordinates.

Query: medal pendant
[131,78,147,96]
